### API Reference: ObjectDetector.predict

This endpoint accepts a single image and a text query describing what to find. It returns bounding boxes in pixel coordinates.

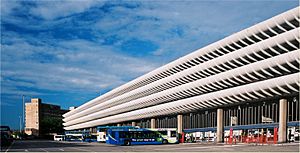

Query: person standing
[288,129,292,143]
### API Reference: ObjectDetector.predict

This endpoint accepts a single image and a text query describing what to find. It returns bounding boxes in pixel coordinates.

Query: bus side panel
[115,131,123,145]
[106,131,124,145]
[130,138,163,145]
[106,130,115,144]
[131,141,162,145]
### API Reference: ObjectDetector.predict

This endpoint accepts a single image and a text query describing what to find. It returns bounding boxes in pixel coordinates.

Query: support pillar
[117,123,121,127]
[279,99,287,143]
[217,108,224,143]
[132,121,136,127]
[151,118,156,129]
[177,114,183,134]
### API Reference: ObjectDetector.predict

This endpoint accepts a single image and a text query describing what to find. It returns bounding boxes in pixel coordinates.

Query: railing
[224,127,278,145]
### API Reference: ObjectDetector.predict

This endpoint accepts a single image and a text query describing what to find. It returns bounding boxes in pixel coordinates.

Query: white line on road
[5,141,14,153]
[59,149,64,151]
[39,148,48,152]
[72,147,92,152]
[24,149,28,152]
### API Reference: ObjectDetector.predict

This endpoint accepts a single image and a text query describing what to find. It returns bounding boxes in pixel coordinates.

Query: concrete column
[151,118,156,128]
[132,121,136,127]
[217,108,224,143]
[117,123,121,127]
[279,99,287,143]
[177,114,183,134]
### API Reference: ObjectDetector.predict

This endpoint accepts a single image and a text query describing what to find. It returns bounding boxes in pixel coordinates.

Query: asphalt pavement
[2,139,300,152]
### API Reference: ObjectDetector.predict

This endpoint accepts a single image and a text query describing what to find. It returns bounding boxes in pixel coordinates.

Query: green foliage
[40,117,64,134]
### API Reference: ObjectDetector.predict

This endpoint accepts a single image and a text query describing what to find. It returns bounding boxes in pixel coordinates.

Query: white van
[54,135,65,141]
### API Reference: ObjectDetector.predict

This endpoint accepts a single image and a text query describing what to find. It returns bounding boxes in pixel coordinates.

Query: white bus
[65,131,88,141]
[97,129,106,142]
[54,135,65,141]
[148,128,178,144]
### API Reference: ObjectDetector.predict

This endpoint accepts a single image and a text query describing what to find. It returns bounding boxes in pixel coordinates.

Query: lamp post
[22,95,30,133]
[19,116,22,133]
[22,95,25,131]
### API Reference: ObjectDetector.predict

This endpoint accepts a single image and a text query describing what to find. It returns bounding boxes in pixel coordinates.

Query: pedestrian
[186,134,190,143]
[288,130,292,143]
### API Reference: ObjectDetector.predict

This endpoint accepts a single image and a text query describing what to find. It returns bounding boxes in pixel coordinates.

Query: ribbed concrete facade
[63,7,299,131]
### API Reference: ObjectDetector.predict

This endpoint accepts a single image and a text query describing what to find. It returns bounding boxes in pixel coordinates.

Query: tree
[40,117,64,135]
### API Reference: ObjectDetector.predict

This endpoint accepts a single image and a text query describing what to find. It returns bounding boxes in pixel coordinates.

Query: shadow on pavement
[8,139,95,149]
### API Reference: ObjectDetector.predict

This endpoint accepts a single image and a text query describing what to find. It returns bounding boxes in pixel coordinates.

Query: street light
[22,95,25,129]
[22,95,30,133]
[19,116,22,133]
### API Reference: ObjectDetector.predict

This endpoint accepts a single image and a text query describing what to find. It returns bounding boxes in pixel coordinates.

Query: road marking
[25,149,28,152]
[39,148,48,152]
[72,147,92,152]
[59,149,64,151]
[5,141,14,153]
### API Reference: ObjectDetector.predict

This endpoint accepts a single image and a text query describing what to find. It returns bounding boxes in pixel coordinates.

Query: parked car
[1,132,12,147]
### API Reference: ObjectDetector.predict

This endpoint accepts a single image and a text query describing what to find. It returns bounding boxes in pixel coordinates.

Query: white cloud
[1,32,159,96]
[1,0,297,105]
[29,0,105,20]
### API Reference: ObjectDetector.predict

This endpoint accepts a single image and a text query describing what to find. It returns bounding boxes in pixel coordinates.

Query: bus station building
[63,7,300,143]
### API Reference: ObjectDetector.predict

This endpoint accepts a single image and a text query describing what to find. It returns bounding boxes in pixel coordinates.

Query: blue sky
[1,0,298,130]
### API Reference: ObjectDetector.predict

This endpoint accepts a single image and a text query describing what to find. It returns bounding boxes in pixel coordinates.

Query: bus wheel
[124,140,131,146]
[162,139,168,144]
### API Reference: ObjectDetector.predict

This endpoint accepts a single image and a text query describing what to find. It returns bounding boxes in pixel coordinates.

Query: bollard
[229,128,233,144]
[274,127,278,144]
[181,132,185,143]
[234,137,237,144]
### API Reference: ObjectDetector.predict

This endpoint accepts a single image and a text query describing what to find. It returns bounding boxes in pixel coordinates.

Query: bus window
[133,132,137,138]
[149,132,155,138]
[171,131,177,137]
[143,131,148,138]
[160,131,168,136]
[111,131,115,138]
[119,132,124,138]
[129,132,133,138]
[138,132,143,138]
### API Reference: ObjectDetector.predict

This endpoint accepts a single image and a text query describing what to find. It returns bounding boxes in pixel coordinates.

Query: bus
[148,128,178,144]
[97,126,138,142]
[106,127,178,146]
[83,134,98,142]
[54,135,65,141]
[97,126,109,142]
[65,130,89,141]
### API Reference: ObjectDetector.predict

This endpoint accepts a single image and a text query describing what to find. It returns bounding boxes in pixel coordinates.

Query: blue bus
[83,135,98,142]
[97,126,138,142]
[106,127,177,146]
